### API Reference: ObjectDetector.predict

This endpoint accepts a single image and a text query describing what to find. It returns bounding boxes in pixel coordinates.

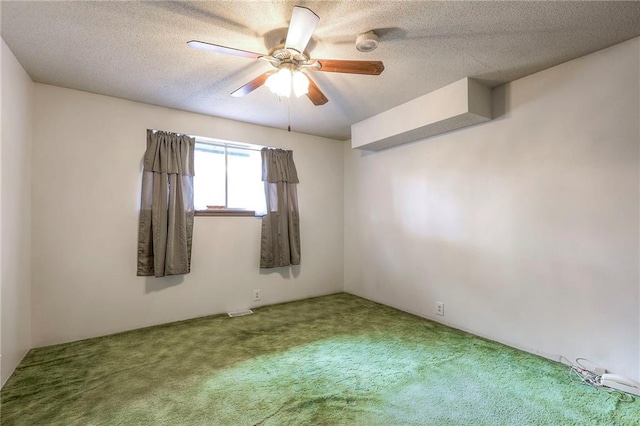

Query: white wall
[31,85,344,347]
[344,38,640,380]
[1,39,33,386]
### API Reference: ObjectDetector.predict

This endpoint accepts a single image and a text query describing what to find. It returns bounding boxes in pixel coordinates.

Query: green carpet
[2,293,639,425]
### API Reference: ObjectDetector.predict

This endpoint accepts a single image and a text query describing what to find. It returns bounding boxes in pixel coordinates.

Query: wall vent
[228,310,254,317]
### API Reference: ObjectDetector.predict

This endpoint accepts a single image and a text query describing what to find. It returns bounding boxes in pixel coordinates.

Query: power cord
[559,356,634,402]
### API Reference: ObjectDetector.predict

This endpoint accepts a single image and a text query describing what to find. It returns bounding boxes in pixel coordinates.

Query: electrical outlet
[253,289,261,302]
[436,302,444,316]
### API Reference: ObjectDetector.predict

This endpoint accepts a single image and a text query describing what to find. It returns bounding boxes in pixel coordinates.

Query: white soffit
[351,78,492,151]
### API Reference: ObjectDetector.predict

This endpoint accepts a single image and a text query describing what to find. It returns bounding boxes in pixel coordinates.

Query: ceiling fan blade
[187,40,263,59]
[284,6,319,53]
[230,72,272,97]
[313,59,385,75]
[305,75,328,106]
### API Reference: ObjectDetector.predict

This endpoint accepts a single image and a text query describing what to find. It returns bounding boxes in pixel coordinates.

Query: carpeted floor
[1,293,639,425]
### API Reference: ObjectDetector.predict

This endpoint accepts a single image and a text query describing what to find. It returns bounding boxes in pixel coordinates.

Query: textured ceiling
[2,1,639,140]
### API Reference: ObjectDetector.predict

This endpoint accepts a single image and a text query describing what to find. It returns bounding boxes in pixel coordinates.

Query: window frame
[192,136,264,218]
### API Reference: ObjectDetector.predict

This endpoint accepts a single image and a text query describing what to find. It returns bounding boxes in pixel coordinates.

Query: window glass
[194,144,225,209]
[227,147,264,211]
[193,142,265,213]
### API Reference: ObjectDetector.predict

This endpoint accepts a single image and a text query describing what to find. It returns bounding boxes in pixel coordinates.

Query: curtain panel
[137,130,195,277]
[260,148,301,268]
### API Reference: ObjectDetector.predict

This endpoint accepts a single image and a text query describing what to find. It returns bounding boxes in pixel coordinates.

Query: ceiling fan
[187,6,385,106]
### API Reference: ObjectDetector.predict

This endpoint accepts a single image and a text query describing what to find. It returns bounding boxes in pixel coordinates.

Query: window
[194,140,265,216]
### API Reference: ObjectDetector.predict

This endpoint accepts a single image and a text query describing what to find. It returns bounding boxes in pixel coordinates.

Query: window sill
[195,209,256,217]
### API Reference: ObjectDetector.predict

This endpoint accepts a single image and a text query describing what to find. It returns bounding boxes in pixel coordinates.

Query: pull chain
[277,96,292,132]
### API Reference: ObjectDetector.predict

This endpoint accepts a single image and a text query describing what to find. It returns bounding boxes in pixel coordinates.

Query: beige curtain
[137,130,195,277]
[260,148,300,268]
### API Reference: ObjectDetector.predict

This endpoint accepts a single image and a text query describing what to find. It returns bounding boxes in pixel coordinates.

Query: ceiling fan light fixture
[265,68,309,98]
[292,71,309,97]
[266,68,292,97]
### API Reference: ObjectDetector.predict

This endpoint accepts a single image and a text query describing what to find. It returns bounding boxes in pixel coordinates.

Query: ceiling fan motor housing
[269,44,309,63]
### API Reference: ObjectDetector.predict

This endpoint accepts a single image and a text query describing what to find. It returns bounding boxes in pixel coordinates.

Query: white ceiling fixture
[264,65,310,98]
[187,5,385,106]
[356,32,379,53]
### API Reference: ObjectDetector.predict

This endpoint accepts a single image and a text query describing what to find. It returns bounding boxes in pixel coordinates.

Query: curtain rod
[148,129,265,152]
[195,136,265,152]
